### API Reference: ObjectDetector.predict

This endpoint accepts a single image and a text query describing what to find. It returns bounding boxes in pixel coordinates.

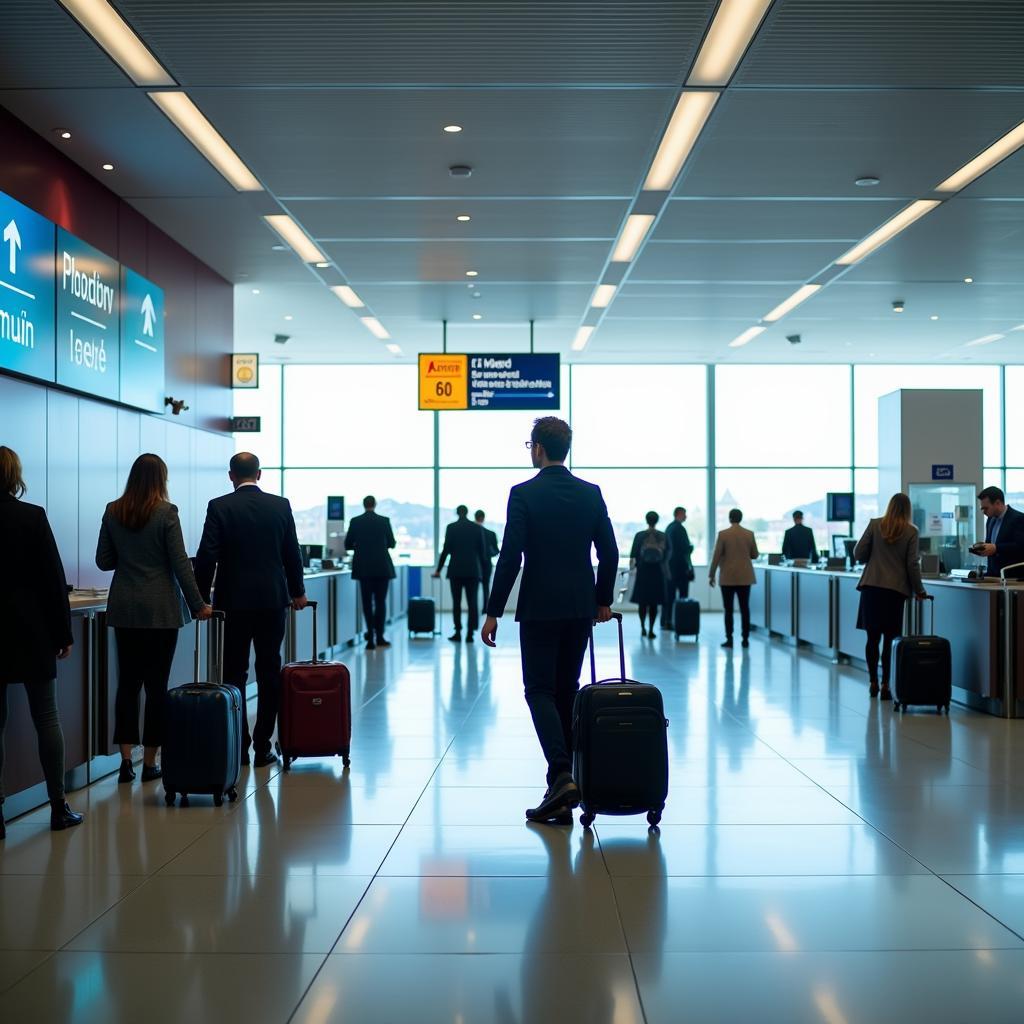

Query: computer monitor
[832,535,852,559]
[827,492,854,522]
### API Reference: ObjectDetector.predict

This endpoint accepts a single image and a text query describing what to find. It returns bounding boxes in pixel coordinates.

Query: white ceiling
[1,0,1023,364]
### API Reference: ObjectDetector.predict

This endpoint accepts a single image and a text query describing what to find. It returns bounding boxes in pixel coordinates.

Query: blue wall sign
[120,267,164,413]
[932,464,954,481]
[468,354,560,410]
[56,228,120,401]
[0,190,56,382]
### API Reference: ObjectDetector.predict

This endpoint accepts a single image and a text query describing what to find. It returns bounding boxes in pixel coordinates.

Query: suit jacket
[486,465,619,622]
[854,519,924,597]
[482,527,500,562]
[985,505,1024,577]
[344,510,396,580]
[194,485,305,610]
[96,500,204,629]
[0,495,73,683]
[437,517,488,580]
[782,523,817,561]
[665,520,693,577]
[709,524,759,587]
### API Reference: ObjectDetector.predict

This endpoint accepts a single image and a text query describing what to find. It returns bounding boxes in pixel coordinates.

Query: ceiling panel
[349,282,596,321]
[737,0,1024,88]
[610,283,794,321]
[117,1,717,87]
[190,88,673,198]
[631,240,841,282]
[675,90,1024,199]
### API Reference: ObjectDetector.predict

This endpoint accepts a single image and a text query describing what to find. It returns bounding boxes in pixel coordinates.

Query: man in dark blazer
[434,506,488,643]
[344,495,397,650]
[482,417,618,825]
[663,505,693,625]
[474,509,500,608]
[976,486,1024,578]
[195,452,306,767]
[782,510,817,561]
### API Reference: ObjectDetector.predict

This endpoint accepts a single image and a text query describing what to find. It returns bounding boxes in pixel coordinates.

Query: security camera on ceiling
[274,333,290,345]
[787,334,802,345]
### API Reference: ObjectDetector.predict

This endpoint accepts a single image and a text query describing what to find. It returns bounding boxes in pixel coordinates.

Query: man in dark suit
[482,417,618,825]
[474,509,500,609]
[782,510,817,561]
[344,495,397,650]
[195,452,306,767]
[434,505,488,643]
[976,486,1024,578]
[663,505,693,626]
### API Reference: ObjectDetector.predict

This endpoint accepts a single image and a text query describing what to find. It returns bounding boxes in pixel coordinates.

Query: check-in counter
[750,567,768,630]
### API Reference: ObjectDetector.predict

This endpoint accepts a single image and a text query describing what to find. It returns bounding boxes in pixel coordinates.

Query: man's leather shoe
[448,632,462,643]
[253,750,280,768]
[721,640,734,649]
[526,772,579,823]
[366,640,377,650]
[50,802,84,831]
[377,638,392,648]
[466,633,475,643]
[741,639,750,648]
[141,765,162,783]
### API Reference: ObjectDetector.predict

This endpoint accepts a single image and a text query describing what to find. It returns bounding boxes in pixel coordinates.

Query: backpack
[640,532,664,565]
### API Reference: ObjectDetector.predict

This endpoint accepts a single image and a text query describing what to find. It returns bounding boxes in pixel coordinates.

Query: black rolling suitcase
[162,612,243,807]
[573,612,669,829]
[892,596,952,714]
[408,573,442,637]
[673,598,700,640]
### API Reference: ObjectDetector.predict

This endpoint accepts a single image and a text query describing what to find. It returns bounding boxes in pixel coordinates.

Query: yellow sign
[231,353,259,389]
[419,353,468,410]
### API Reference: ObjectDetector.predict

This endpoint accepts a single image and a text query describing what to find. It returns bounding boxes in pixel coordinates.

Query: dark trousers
[449,577,479,633]
[864,631,897,686]
[222,607,287,755]
[480,565,493,610]
[113,627,178,747]
[519,619,591,785]
[359,578,390,641]
[720,585,751,641]
[0,680,66,804]
[662,573,691,624]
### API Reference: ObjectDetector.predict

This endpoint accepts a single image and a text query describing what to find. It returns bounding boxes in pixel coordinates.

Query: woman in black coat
[629,510,672,639]
[0,446,83,838]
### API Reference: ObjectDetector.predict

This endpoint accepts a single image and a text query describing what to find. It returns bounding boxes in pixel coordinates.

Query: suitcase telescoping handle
[299,600,319,662]
[919,593,935,636]
[194,611,226,686]
[589,611,627,685]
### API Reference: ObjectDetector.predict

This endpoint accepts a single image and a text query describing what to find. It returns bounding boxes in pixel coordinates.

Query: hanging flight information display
[419,352,560,411]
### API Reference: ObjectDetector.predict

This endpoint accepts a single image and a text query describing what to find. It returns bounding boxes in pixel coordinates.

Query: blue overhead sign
[468,354,560,410]
[120,267,164,413]
[0,190,56,382]
[56,228,120,401]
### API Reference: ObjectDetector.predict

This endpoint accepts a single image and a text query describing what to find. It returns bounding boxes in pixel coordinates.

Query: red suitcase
[277,601,352,771]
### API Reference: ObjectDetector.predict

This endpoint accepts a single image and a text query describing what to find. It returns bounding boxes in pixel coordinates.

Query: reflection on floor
[3,618,1024,1022]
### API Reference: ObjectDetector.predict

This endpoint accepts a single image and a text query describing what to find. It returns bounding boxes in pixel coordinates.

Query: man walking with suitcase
[481,417,619,825]
[195,453,307,768]
[344,495,397,649]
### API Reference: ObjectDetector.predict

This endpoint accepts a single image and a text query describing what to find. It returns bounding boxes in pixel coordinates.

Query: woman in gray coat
[854,492,928,700]
[96,454,211,784]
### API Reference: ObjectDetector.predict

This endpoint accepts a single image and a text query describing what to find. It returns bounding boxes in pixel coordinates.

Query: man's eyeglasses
[524,441,536,450]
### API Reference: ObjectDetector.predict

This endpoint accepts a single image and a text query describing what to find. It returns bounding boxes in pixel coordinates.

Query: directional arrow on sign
[141,293,156,336]
[3,219,21,275]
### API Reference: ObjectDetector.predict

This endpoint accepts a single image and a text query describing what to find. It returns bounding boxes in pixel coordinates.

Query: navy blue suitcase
[673,598,700,639]
[892,597,952,714]
[162,613,242,807]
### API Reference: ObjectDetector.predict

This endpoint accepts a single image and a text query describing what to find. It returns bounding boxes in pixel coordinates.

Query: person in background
[434,505,488,643]
[782,510,818,561]
[475,509,500,609]
[708,508,759,649]
[664,506,694,627]
[97,454,212,785]
[629,511,671,639]
[195,453,306,768]
[481,417,618,825]
[975,486,1024,578]
[854,492,928,700]
[344,495,397,650]
[0,447,83,837]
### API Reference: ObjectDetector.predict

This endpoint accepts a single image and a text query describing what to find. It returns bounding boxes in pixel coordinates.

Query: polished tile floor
[3,618,1024,1022]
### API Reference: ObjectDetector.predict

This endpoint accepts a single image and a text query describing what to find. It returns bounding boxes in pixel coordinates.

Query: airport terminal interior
[2,2,1024,1021]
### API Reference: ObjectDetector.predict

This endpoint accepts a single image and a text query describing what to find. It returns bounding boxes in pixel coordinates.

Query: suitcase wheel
[213,792,224,808]
[647,810,662,828]
[179,795,190,808]
[283,755,292,771]
[227,788,239,802]
[164,789,176,807]
[342,753,351,767]
[580,811,595,830]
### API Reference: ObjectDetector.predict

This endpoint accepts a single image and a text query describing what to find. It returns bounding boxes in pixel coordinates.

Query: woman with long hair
[854,492,928,700]
[97,454,211,784]
[629,510,671,639]
[0,446,83,837]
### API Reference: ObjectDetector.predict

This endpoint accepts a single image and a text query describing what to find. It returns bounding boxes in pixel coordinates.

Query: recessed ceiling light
[472,313,482,320]
[834,200,941,266]
[930,315,939,321]
[385,343,402,356]
[55,129,72,140]
[465,270,479,277]
[964,333,1005,348]
[101,163,114,171]
[330,285,365,308]
[571,326,594,352]
[687,0,774,87]
[964,277,973,283]
[472,291,481,298]
[263,214,327,263]
[251,288,260,295]
[611,214,656,262]
[315,261,329,268]
[762,284,821,323]
[892,299,905,313]
[284,315,293,321]
[590,284,617,308]
[361,316,390,340]
[58,0,174,86]
[644,92,719,191]
[854,176,880,187]
[728,325,766,349]
[456,214,471,222]
[935,117,1024,193]
[443,124,463,133]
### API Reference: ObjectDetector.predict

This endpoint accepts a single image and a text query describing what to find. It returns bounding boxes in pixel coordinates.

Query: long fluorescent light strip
[361,317,390,340]
[644,92,719,191]
[149,92,262,192]
[385,343,402,355]
[834,200,941,266]
[688,0,774,87]
[264,215,327,264]
[331,285,365,308]
[762,284,821,323]
[611,215,655,262]
[572,326,594,352]
[936,119,1024,193]
[728,325,766,348]
[964,333,1005,348]
[590,284,617,308]
[60,0,174,86]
